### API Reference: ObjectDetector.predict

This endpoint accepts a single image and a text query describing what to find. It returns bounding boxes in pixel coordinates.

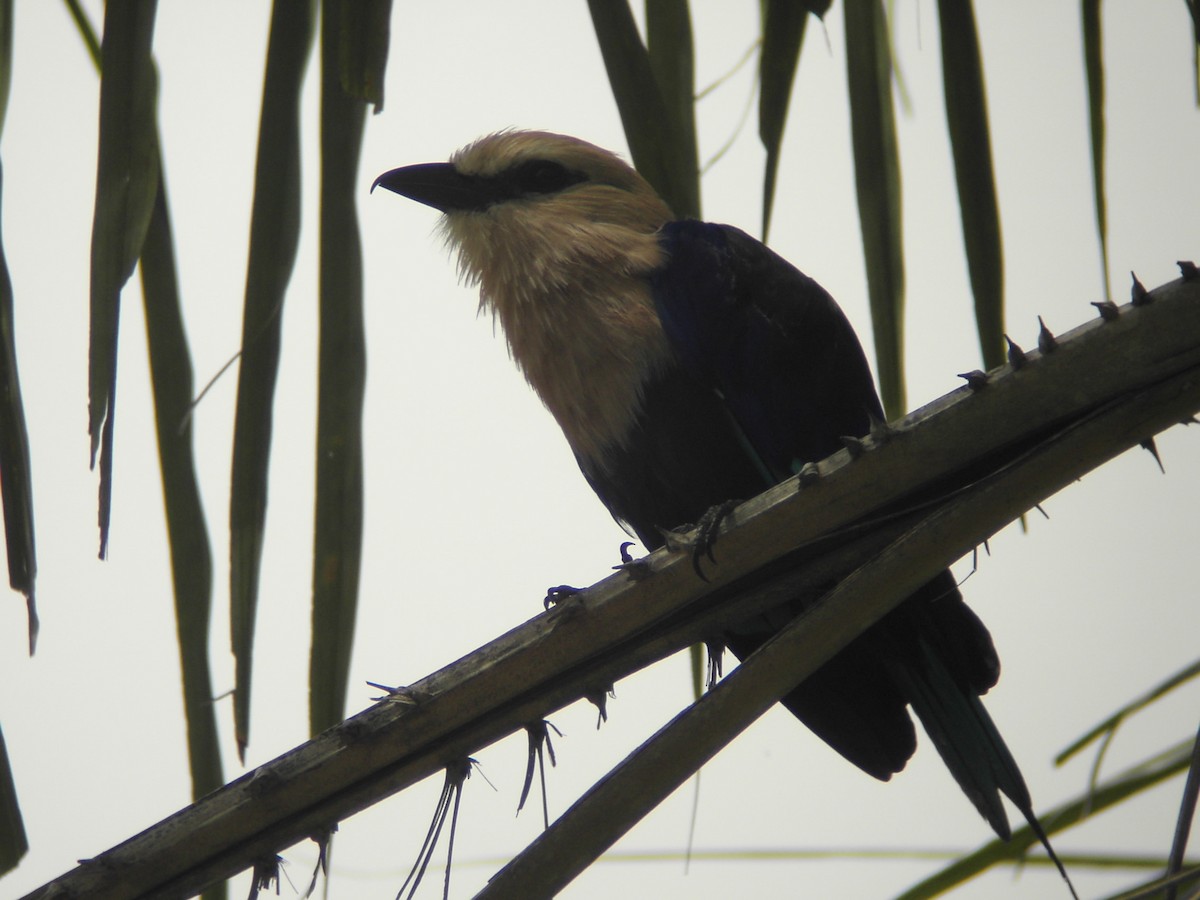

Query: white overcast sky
[2,2,1199,898]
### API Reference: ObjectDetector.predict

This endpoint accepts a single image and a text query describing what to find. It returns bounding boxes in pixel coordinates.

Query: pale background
[1,2,1199,898]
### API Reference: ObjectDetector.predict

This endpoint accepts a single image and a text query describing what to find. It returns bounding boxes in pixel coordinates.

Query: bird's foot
[678,499,740,580]
[544,585,583,609]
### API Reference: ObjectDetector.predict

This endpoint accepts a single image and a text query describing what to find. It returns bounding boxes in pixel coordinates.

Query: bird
[374,130,1071,884]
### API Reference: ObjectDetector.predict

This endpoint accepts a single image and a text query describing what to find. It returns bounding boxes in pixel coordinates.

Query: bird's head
[373,129,671,228]
[374,131,677,462]
[373,131,673,310]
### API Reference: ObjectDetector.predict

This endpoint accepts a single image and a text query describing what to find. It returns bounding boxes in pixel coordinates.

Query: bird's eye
[511,159,587,196]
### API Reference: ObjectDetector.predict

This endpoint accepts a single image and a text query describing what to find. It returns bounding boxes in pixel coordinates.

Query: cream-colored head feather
[435,131,677,463]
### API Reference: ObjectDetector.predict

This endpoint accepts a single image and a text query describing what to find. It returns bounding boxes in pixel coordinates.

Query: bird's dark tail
[888,634,1078,899]
[725,568,1077,897]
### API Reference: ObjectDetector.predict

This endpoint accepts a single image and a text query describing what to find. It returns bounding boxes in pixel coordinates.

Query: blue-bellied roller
[374,131,1071,887]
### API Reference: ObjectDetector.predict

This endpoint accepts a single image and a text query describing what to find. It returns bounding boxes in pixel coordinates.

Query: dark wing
[637,222,1026,837]
[650,221,883,480]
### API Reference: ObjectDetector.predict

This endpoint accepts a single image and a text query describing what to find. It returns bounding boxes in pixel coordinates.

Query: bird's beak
[372,162,497,213]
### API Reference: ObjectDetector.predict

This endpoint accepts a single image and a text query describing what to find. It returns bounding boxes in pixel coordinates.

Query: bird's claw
[544,585,582,609]
[687,499,740,580]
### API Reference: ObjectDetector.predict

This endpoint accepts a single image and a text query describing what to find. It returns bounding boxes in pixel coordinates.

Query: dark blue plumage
[652,220,882,479]
[583,220,1006,797]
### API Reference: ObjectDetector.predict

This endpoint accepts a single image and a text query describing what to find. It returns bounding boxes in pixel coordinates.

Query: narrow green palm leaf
[0,147,31,892]
[1111,865,1200,899]
[844,0,905,417]
[0,0,9,127]
[1057,658,1200,767]
[230,0,316,759]
[309,0,368,738]
[586,0,695,218]
[62,0,100,64]
[89,0,159,558]
[594,0,705,696]
[0,0,35,656]
[1082,0,1111,297]
[938,0,1004,370]
[1187,0,1199,104]
[0,48,24,861]
[0,174,34,652]
[758,0,808,240]
[0,723,25,876]
[336,0,391,110]
[67,13,224,894]
[897,739,1194,899]
[645,0,700,219]
[139,176,223,808]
